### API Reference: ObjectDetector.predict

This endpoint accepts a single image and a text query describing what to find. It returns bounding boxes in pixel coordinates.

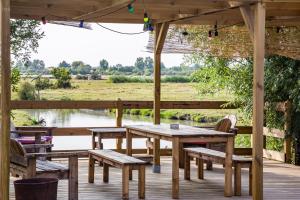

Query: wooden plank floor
[9,157,300,200]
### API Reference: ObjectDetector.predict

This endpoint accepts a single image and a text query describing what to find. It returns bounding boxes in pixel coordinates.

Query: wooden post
[153,23,169,125]
[154,23,162,125]
[116,98,123,150]
[0,0,11,199]
[252,2,265,200]
[284,101,292,163]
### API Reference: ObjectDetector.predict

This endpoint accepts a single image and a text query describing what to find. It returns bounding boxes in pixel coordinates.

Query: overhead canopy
[11,0,300,26]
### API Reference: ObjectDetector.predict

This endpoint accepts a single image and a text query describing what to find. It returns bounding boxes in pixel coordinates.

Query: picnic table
[125,124,235,199]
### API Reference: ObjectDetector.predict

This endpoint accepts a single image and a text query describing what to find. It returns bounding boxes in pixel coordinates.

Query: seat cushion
[17,136,53,144]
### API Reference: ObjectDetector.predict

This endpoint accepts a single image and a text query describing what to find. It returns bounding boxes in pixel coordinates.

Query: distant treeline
[15,56,200,77]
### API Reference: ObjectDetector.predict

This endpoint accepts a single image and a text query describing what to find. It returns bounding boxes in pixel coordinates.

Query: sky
[31,23,184,68]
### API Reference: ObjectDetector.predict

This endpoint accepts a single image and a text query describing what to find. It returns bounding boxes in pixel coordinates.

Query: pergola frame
[1,0,299,200]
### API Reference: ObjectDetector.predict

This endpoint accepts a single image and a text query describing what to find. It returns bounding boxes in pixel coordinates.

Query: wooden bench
[88,149,146,200]
[184,147,252,196]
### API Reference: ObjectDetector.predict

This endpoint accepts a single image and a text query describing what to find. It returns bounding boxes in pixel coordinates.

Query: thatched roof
[145,25,300,60]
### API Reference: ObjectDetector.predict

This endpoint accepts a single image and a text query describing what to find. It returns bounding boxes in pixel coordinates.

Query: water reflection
[24,109,203,150]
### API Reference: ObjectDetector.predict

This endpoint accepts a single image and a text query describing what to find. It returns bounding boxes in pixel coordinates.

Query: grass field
[12,80,233,101]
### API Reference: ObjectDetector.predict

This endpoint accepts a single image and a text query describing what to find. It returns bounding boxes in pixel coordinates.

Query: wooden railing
[12,100,292,162]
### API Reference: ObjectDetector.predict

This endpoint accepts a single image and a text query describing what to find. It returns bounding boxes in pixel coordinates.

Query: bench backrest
[215,118,232,133]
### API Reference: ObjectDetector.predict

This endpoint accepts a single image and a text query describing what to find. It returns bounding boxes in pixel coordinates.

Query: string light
[214,24,218,36]
[79,20,84,28]
[144,13,149,23]
[41,17,47,25]
[127,4,134,13]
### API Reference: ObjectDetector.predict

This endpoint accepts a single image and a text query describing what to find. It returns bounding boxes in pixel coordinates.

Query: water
[24,109,203,150]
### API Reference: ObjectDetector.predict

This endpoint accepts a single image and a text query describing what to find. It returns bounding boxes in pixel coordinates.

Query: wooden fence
[12,100,292,162]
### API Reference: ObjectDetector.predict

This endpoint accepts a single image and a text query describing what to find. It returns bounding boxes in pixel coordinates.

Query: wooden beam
[72,0,131,21]
[154,23,162,125]
[252,2,265,200]
[0,0,11,199]
[229,2,254,41]
[11,100,236,110]
[155,23,170,54]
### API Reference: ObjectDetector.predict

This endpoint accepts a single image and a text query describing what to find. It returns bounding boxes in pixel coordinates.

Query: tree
[51,68,72,89]
[134,57,145,72]
[99,59,109,71]
[59,61,71,68]
[71,61,91,75]
[34,76,52,99]
[11,19,45,63]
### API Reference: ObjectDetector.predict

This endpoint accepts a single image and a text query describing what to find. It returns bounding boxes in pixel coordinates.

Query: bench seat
[88,149,146,200]
[184,147,252,196]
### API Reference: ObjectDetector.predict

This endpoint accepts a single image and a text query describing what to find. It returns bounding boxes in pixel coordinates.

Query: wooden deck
[9,157,300,200]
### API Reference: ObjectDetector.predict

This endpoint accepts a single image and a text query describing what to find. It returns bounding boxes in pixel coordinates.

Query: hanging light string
[96,23,146,35]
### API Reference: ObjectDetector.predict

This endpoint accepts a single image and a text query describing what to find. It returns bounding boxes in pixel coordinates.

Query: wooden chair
[10,138,85,200]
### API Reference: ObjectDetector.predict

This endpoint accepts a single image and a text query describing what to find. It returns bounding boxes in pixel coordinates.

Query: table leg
[224,136,234,197]
[116,138,123,152]
[153,138,161,173]
[92,133,96,149]
[172,137,180,199]
[126,129,133,180]
[98,136,103,150]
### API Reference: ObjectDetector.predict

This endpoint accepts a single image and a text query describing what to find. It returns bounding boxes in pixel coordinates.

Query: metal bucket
[14,178,58,200]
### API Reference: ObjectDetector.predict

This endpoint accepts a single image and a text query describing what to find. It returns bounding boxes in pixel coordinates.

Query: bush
[35,77,52,90]
[51,68,72,88]
[18,82,36,100]
[162,76,191,83]
[90,72,101,80]
[108,75,153,83]
[75,74,88,80]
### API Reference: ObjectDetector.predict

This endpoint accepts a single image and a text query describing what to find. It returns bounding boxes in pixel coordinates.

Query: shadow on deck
[10,157,300,200]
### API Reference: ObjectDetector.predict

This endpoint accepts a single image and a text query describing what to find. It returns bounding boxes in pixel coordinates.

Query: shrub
[75,74,88,80]
[108,75,153,83]
[162,76,191,83]
[18,82,36,100]
[90,72,101,80]
[51,68,72,88]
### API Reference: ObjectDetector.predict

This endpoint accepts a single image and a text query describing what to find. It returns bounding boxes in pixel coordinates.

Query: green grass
[12,79,233,101]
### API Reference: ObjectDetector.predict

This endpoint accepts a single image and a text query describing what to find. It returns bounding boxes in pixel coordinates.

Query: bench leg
[179,142,185,169]
[69,156,79,200]
[138,165,145,199]
[103,163,109,183]
[88,154,95,183]
[184,152,190,180]
[249,164,252,196]
[122,165,130,200]
[234,163,242,196]
[197,158,204,180]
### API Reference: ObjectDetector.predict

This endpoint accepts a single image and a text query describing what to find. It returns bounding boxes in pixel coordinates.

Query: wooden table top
[88,128,126,133]
[125,124,234,138]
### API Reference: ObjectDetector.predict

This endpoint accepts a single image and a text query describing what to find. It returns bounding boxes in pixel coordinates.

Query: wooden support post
[0,0,11,199]
[153,138,161,173]
[252,2,265,200]
[284,101,292,163]
[153,23,169,125]
[116,98,123,150]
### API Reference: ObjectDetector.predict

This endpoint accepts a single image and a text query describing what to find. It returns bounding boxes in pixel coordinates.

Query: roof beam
[72,0,131,21]
[155,22,169,55]
[229,1,254,42]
